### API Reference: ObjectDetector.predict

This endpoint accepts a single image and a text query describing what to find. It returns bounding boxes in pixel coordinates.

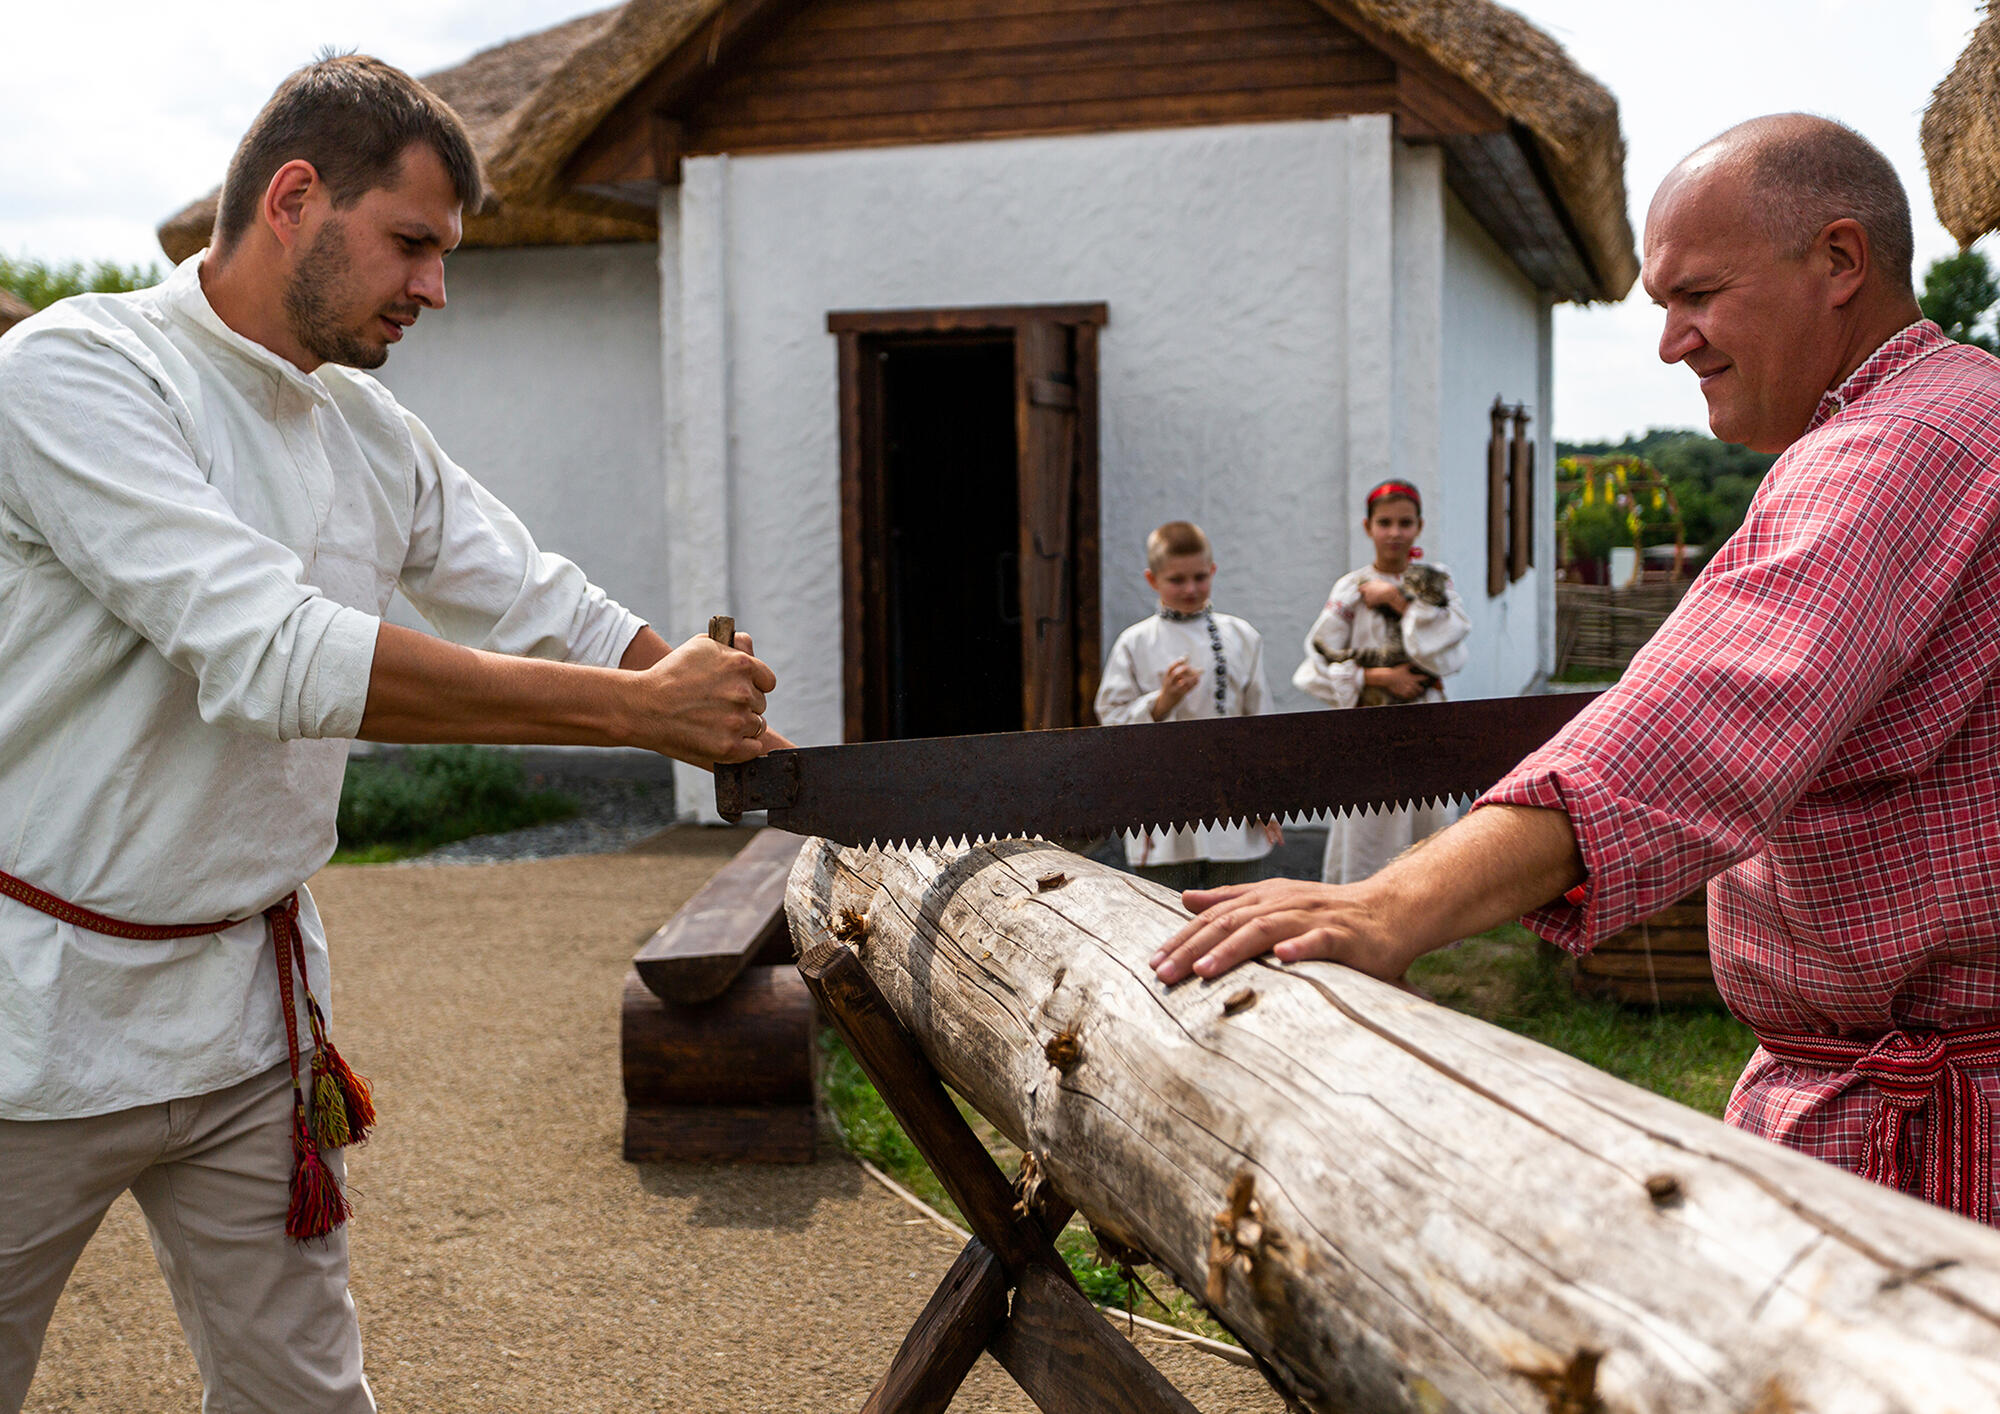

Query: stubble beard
[282,219,388,371]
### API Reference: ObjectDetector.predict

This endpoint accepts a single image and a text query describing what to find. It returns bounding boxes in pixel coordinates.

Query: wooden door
[833,304,1106,743]
[1015,322,1079,732]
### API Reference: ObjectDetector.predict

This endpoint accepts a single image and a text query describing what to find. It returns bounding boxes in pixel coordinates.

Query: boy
[1095,521,1281,889]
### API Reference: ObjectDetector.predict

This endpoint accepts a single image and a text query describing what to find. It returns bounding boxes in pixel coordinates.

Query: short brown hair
[1146,521,1212,572]
[1709,114,1914,295]
[213,53,485,254]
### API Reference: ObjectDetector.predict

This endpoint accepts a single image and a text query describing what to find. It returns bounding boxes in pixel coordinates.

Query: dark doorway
[877,338,1021,739]
[833,303,1106,745]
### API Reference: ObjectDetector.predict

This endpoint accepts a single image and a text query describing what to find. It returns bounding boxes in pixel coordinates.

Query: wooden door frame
[830,303,1107,743]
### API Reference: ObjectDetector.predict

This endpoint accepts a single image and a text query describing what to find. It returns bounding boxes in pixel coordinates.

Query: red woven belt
[0,866,374,1240]
[1756,1022,2000,1224]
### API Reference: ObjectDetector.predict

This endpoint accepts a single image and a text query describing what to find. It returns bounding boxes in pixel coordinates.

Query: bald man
[1154,114,2000,1225]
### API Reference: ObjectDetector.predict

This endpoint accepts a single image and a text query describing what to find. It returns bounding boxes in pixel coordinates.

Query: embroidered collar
[1809,320,1952,432]
[1156,605,1212,622]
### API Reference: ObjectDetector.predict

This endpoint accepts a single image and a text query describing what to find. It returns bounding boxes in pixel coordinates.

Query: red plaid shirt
[1483,322,2000,1212]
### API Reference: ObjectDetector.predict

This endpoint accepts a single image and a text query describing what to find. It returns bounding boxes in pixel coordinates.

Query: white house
[162,0,1636,821]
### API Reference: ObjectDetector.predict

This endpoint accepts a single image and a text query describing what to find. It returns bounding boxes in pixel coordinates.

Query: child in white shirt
[1096,521,1281,890]
[1294,480,1471,884]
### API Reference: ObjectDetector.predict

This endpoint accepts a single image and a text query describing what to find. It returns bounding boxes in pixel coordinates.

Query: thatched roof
[0,288,33,334]
[480,0,1636,299]
[160,0,1636,298]
[157,6,656,263]
[1924,4,2000,247]
[1336,0,1636,299]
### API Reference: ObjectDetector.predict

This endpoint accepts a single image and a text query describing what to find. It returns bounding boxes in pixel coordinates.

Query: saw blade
[715,692,1599,849]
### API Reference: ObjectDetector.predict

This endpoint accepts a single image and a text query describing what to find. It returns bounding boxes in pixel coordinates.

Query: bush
[336,746,577,857]
[1564,500,1626,565]
[0,252,164,310]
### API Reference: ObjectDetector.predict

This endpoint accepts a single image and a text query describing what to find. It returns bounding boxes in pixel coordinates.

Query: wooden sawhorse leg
[799,940,1199,1414]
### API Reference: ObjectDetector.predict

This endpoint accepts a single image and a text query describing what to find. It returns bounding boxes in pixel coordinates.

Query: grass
[332,746,578,863]
[817,922,1757,1342]
[819,1031,1229,1338]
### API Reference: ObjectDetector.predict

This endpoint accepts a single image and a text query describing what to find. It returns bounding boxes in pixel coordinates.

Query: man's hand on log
[1150,878,1421,986]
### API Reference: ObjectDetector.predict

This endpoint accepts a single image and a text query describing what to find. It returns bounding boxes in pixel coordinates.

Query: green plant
[0,252,164,311]
[334,746,577,861]
[1563,499,1626,565]
[1920,249,1999,353]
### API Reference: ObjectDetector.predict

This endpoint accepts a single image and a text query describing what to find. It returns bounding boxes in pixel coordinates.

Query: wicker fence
[1554,580,1691,678]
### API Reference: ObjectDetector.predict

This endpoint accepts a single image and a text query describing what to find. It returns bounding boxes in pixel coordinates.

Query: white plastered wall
[372,243,669,637]
[657,118,1559,817]
[1433,187,1555,701]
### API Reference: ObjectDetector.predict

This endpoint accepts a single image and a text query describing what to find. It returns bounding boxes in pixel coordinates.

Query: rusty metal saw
[713,691,1598,849]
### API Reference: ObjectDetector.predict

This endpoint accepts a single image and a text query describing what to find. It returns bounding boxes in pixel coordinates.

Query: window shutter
[1509,404,1533,581]
[1487,398,1510,598]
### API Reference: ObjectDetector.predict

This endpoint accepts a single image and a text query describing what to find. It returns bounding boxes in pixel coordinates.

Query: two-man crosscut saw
[713,691,1599,850]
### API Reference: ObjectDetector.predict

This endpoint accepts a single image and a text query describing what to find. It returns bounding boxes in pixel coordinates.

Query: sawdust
[25,830,1283,1413]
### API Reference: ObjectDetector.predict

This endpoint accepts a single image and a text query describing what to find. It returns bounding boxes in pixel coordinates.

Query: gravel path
[26,832,1284,1412]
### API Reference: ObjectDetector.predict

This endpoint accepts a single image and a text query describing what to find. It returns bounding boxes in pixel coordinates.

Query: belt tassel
[0,867,374,1243]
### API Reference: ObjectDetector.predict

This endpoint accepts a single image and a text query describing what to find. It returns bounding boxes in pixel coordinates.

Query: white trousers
[0,1062,373,1414]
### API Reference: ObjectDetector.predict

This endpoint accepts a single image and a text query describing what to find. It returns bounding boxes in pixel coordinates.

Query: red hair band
[1366,480,1422,511]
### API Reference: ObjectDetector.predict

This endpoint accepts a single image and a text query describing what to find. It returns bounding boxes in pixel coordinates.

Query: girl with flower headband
[1292,480,1471,884]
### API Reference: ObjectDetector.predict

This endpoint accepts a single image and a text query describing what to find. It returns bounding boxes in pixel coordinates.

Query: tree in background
[0,253,164,311]
[1920,249,1998,353]
[1556,429,1775,555]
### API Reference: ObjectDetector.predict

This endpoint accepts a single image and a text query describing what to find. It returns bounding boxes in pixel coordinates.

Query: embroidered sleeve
[1293,595,1363,709]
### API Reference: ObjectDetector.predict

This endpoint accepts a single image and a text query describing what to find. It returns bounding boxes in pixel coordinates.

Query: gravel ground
[26,832,1285,1413]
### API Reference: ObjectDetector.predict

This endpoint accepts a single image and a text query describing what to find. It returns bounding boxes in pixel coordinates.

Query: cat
[1314,563,1450,707]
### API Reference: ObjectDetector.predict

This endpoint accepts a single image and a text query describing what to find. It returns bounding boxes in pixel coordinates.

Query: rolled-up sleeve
[1478,416,1988,952]
[0,327,377,740]
[395,410,643,667]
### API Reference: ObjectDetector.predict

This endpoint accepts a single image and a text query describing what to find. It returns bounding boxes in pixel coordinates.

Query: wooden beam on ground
[633,828,803,1003]
[787,837,2000,1414]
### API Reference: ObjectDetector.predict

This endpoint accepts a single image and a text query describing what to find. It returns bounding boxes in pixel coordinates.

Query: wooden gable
[562,0,1599,299]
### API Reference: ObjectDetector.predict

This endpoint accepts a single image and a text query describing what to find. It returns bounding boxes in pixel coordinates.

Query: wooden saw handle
[708,615,735,647]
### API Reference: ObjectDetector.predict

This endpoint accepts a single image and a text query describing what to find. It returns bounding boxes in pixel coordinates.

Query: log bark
[787,837,2000,1414]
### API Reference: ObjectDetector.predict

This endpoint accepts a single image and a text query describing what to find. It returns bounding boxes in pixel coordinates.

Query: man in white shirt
[0,55,782,1413]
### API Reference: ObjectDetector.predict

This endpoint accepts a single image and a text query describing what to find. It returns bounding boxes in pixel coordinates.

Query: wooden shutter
[1016,322,1079,730]
[1487,398,1510,598]
[1508,404,1533,581]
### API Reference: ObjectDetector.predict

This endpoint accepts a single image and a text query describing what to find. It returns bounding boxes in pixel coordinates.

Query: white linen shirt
[1094,609,1274,867]
[0,253,644,1119]
[1291,563,1471,709]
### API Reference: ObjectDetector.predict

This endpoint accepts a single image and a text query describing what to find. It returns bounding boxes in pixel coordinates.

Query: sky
[0,0,1986,441]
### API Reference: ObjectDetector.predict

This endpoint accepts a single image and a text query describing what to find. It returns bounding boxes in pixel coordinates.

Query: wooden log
[788,838,2000,1414]
[620,966,814,1107]
[621,1101,815,1164]
[633,828,804,1004]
